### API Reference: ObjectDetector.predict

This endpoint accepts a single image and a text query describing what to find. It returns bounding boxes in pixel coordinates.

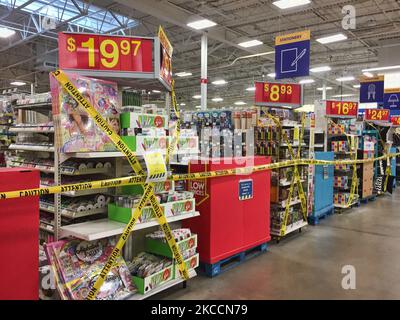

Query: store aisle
[156,189,400,300]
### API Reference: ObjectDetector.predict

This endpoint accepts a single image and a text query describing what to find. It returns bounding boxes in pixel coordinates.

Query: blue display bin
[391,147,397,188]
[309,152,334,225]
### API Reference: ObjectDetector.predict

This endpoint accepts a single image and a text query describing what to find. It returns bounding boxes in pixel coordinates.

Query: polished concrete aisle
[156,189,400,300]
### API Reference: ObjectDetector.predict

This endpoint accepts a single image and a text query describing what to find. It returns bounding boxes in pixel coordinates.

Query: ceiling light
[234,101,246,105]
[192,95,201,99]
[180,103,186,106]
[317,87,333,91]
[310,66,331,73]
[10,81,26,86]
[362,65,400,72]
[195,105,202,109]
[212,79,227,85]
[238,40,263,48]
[0,27,16,38]
[353,85,361,88]
[336,76,355,82]
[187,19,216,30]
[363,72,374,78]
[152,90,161,93]
[246,86,256,91]
[267,73,276,78]
[272,0,311,10]
[316,33,347,44]
[212,97,223,102]
[175,72,192,77]
[299,79,315,84]
[331,94,356,98]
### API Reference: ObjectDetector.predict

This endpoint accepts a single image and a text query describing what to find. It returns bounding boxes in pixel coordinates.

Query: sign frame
[364,108,390,122]
[325,100,359,118]
[254,81,304,108]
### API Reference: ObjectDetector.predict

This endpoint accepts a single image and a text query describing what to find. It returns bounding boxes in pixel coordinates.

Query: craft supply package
[50,72,121,152]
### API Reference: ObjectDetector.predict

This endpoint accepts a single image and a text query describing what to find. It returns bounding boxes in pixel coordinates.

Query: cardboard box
[120,112,168,129]
[173,253,199,279]
[132,265,173,294]
[145,234,197,258]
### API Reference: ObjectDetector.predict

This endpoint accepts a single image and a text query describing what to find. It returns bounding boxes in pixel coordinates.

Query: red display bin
[0,168,40,300]
[183,156,271,264]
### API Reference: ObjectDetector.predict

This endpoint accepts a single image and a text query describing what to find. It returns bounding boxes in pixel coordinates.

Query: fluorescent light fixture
[195,105,202,109]
[180,103,186,106]
[152,90,161,93]
[238,40,263,48]
[331,94,356,98]
[246,86,256,91]
[299,79,315,84]
[363,72,374,78]
[310,66,331,73]
[336,76,355,82]
[234,101,246,105]
[316,33,347,44]
[272,0,311,10]
[212,97,223,102]
[175,72,192,77]
[212,79,227,85]
[317,87,333,91]
[192,95,201,99]
[362,65,400,72]
[187,19,216,30]
[353,84,361,88]
[267,73,276,78]
[10,81,26,86]
[0,27,16,38]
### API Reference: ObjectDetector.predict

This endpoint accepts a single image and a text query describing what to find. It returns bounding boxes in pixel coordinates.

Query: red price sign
[391,116,400,126]
[255,82,302,107]
[326,101,358,117]
[364,109,390,121]
[58,32,153,73]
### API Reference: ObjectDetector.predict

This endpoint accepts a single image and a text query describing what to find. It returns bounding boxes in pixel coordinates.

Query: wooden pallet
[200,243,268,277]
[308,205,334,225]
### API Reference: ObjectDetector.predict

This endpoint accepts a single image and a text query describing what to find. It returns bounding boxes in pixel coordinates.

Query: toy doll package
[50,73,121,152]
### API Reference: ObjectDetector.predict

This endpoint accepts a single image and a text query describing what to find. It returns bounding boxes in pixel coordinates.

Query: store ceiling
[0,0,399,107]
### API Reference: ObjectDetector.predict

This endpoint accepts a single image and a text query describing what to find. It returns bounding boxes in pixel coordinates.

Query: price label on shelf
[325,100,358,117]
[364,109,390,122]
[58,32,154,73]
[143,151,167,183]
[255,81,302,107]
[391,115,400,126]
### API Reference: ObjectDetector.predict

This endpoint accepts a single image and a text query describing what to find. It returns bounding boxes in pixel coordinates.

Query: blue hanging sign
[359,76,384,103]
[384,87,400,113]
[275,30,310,80]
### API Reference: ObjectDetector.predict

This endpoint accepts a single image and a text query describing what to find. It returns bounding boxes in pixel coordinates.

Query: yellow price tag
[144,151,167,182]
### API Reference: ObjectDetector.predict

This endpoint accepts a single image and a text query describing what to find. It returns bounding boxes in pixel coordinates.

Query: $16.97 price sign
[255,81,302,107]
[326,100,358,117]
[364,109,390,122]
[58,32,153,72]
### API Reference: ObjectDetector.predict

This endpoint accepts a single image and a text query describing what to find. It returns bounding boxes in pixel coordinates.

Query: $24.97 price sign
[58,32,153,72]
[326,101,358,117]
[364,109,390,122]
[255,81,302,107]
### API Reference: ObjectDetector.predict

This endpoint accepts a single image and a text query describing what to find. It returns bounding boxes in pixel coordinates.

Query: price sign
[364,109,390,121]
[391,116,400,126]
[58,32,153,73]
[325,100,358,117]
[158,26,173,88]
[255,81,302,107]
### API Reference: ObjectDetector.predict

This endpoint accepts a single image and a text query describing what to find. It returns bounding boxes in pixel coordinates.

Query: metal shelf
[60,211,200,241]
[271,220,308,236]
[14,102,52,109]
[9,126,54,133]
[64,151,124,159]
[61,188,109,197]
[278,198,301,208]
[40,204,107,218]
[279,179,305,187]
[9,144,54,152]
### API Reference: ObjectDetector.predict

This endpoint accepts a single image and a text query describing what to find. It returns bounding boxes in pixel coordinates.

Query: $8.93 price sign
[364,109,390,122]
[255,82,302,107]
[58,33,153,72]
[326,100,358,117]
[391,116,400,126]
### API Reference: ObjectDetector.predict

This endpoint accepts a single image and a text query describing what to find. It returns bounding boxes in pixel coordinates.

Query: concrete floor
[155,189,400,300]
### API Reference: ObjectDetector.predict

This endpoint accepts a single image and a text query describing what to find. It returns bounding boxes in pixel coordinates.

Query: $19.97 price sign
[58,32,153,73]
[326,100,358,117]
[364,109,390,122]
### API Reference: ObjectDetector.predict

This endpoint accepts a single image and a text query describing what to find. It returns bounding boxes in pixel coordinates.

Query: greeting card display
[50,73,121,152]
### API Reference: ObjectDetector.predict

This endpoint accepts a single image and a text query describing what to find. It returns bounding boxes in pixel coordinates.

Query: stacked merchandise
[255,108,309,237]
[0,99,14,166]
[357,131,378,199]
[45,238,137,300]
[127,228,198,294]
[327,120,360,208]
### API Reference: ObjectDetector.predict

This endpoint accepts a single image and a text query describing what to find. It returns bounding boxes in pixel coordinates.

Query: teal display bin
[308,152,334,225]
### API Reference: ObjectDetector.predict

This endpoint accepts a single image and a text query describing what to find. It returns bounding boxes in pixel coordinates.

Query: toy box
[145,234,197,258]
[132,265,173,294]
[173,253,199,279]
[50,73,121,152]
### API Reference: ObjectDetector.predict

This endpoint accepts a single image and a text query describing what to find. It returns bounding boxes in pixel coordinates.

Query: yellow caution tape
[166,79,181,166]
[51,69,189,300]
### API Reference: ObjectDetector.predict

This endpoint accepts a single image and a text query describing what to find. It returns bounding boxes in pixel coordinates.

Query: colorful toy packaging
[50,73,121,152]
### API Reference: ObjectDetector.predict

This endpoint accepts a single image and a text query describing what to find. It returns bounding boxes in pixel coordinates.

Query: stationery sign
[158,26,173,88]
[364,108,390,122]
[384,88,400,111]
[325,100,358,117]
[391,115,400,126]
[58,32,153,73]
[254,81,302,107]
[359,76,384,103]
[275,30,310,80]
